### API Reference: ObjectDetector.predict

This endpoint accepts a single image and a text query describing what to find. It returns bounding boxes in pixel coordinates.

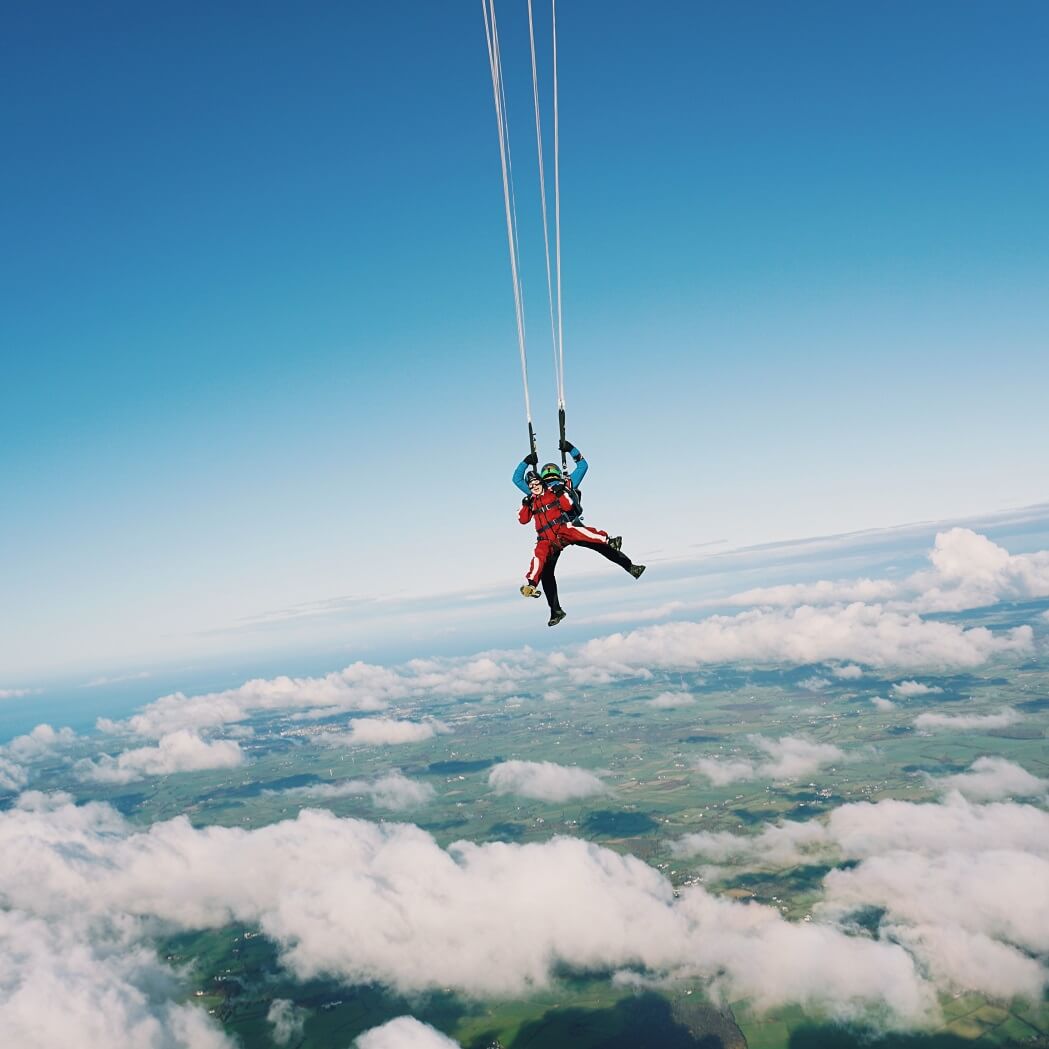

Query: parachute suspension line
[482,0,534,444]
[526,0,560,416]
[552,0,565,413]
[551,0,567,467]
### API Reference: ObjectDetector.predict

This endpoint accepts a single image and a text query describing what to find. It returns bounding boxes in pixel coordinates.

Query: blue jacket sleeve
[569,455,588,488]
[512,459,530,495]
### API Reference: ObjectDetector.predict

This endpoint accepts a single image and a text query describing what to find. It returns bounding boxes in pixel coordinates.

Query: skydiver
[514,441,644,626]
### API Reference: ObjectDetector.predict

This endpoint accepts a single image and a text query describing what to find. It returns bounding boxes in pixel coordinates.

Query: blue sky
[2,1,1047,681]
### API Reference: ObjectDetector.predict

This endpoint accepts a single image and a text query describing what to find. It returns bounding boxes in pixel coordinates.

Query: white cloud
[910,528,1049,613]
[798,676,831,692]
[823,850,1049,990]
[76,731,244,784]
[720,530,1049,618]
[0,909,233,1049]
[726,579,899,608]
[870,697,896,711]
[277,773,435,811]
[114,662,409,737]
[488,760,607,801]
[931,757,1047,801]
[105,654,537,740]
[693,757,757,786]
[695,735,843,785]
[0,757,28,793]
[648,691,696,709]
[4,724,76,763]
[891,681,943,697]
[675,794,1049,1001]
[82,671,152,689]
[356,1017,461,1049]
[676,794,1049,869]
[325,718,450,748]
[267,999,306,1046]
[575,604,1031,675]
[914,707,1021,731]
[0,687,40,701]
[0,798,938,1023]
[832,665,864,679]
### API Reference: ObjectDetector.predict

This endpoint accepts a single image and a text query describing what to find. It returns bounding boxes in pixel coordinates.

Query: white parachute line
[482,0,532,426]
[552,0,565,410]
[527,0,561,412]
[497,13,529,350]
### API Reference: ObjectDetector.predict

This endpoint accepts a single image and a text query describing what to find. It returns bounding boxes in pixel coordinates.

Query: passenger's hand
[551,483,565,496]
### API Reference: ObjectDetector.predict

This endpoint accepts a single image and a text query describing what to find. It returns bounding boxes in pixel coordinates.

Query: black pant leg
[572,540,633,571]
[540,546,563,611]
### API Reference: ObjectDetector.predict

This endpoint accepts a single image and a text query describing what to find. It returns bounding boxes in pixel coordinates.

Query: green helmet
[540,463,563,482]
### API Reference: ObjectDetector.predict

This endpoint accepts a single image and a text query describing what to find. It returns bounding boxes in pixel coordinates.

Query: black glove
[558,439,575,455]
[522,495,532,507]
[551,482,565,496]
[524,451,539,467]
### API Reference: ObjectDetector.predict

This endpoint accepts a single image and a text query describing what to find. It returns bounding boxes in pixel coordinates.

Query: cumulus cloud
[355,1017,461,1049]
[931,757,1047,801]
[676,794,1049,869]
[0,909,233,1049]
[832,665,864,679]
[675,794,1049,1000]
[721,530,1049,618]
[277,773,435,811]
[870,697,896,711]
[104,653,539,740]
[267,999,306,1046]
[76,731,244,784]
[648,691,696,709]
[4,724,76,762]
[798,676,831,692]
[914,707,1021,731]
[574,604,1031,675]
[488,760,607,801]
[910,528,1049,613]
[891,681,943,698]
[0,757,28,793]
[324,718,450,748]
[0,798,938,1023]
[695,735,843,785]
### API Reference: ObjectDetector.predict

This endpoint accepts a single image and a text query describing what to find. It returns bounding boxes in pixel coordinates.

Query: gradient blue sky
[2,1,1047,681]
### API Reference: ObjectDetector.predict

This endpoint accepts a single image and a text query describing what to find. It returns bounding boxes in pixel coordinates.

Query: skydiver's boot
[521,583,542,598]
[548,608,567,627]
[628,564,646,579]
[608,536,623,552]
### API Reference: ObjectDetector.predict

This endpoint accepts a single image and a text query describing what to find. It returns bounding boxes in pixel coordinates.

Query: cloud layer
[276,772,435,811]
[674,794,1049,1001]
[914,707,1021,731]
[0,796,944,1025]
[76,730,244,784]
[356,1017,461,1049]
[488,761,607,801]
[695,735,844,785]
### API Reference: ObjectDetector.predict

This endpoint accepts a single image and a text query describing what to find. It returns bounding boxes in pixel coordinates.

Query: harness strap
[537,513,570,535]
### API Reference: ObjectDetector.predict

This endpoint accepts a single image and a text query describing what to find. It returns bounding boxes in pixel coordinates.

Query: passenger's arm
[512,459,530,495]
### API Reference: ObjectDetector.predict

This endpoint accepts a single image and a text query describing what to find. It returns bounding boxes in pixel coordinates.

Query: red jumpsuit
[519,485,612,585]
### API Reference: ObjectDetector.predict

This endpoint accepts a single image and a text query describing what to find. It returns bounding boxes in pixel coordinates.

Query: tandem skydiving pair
[513,440,645,627]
